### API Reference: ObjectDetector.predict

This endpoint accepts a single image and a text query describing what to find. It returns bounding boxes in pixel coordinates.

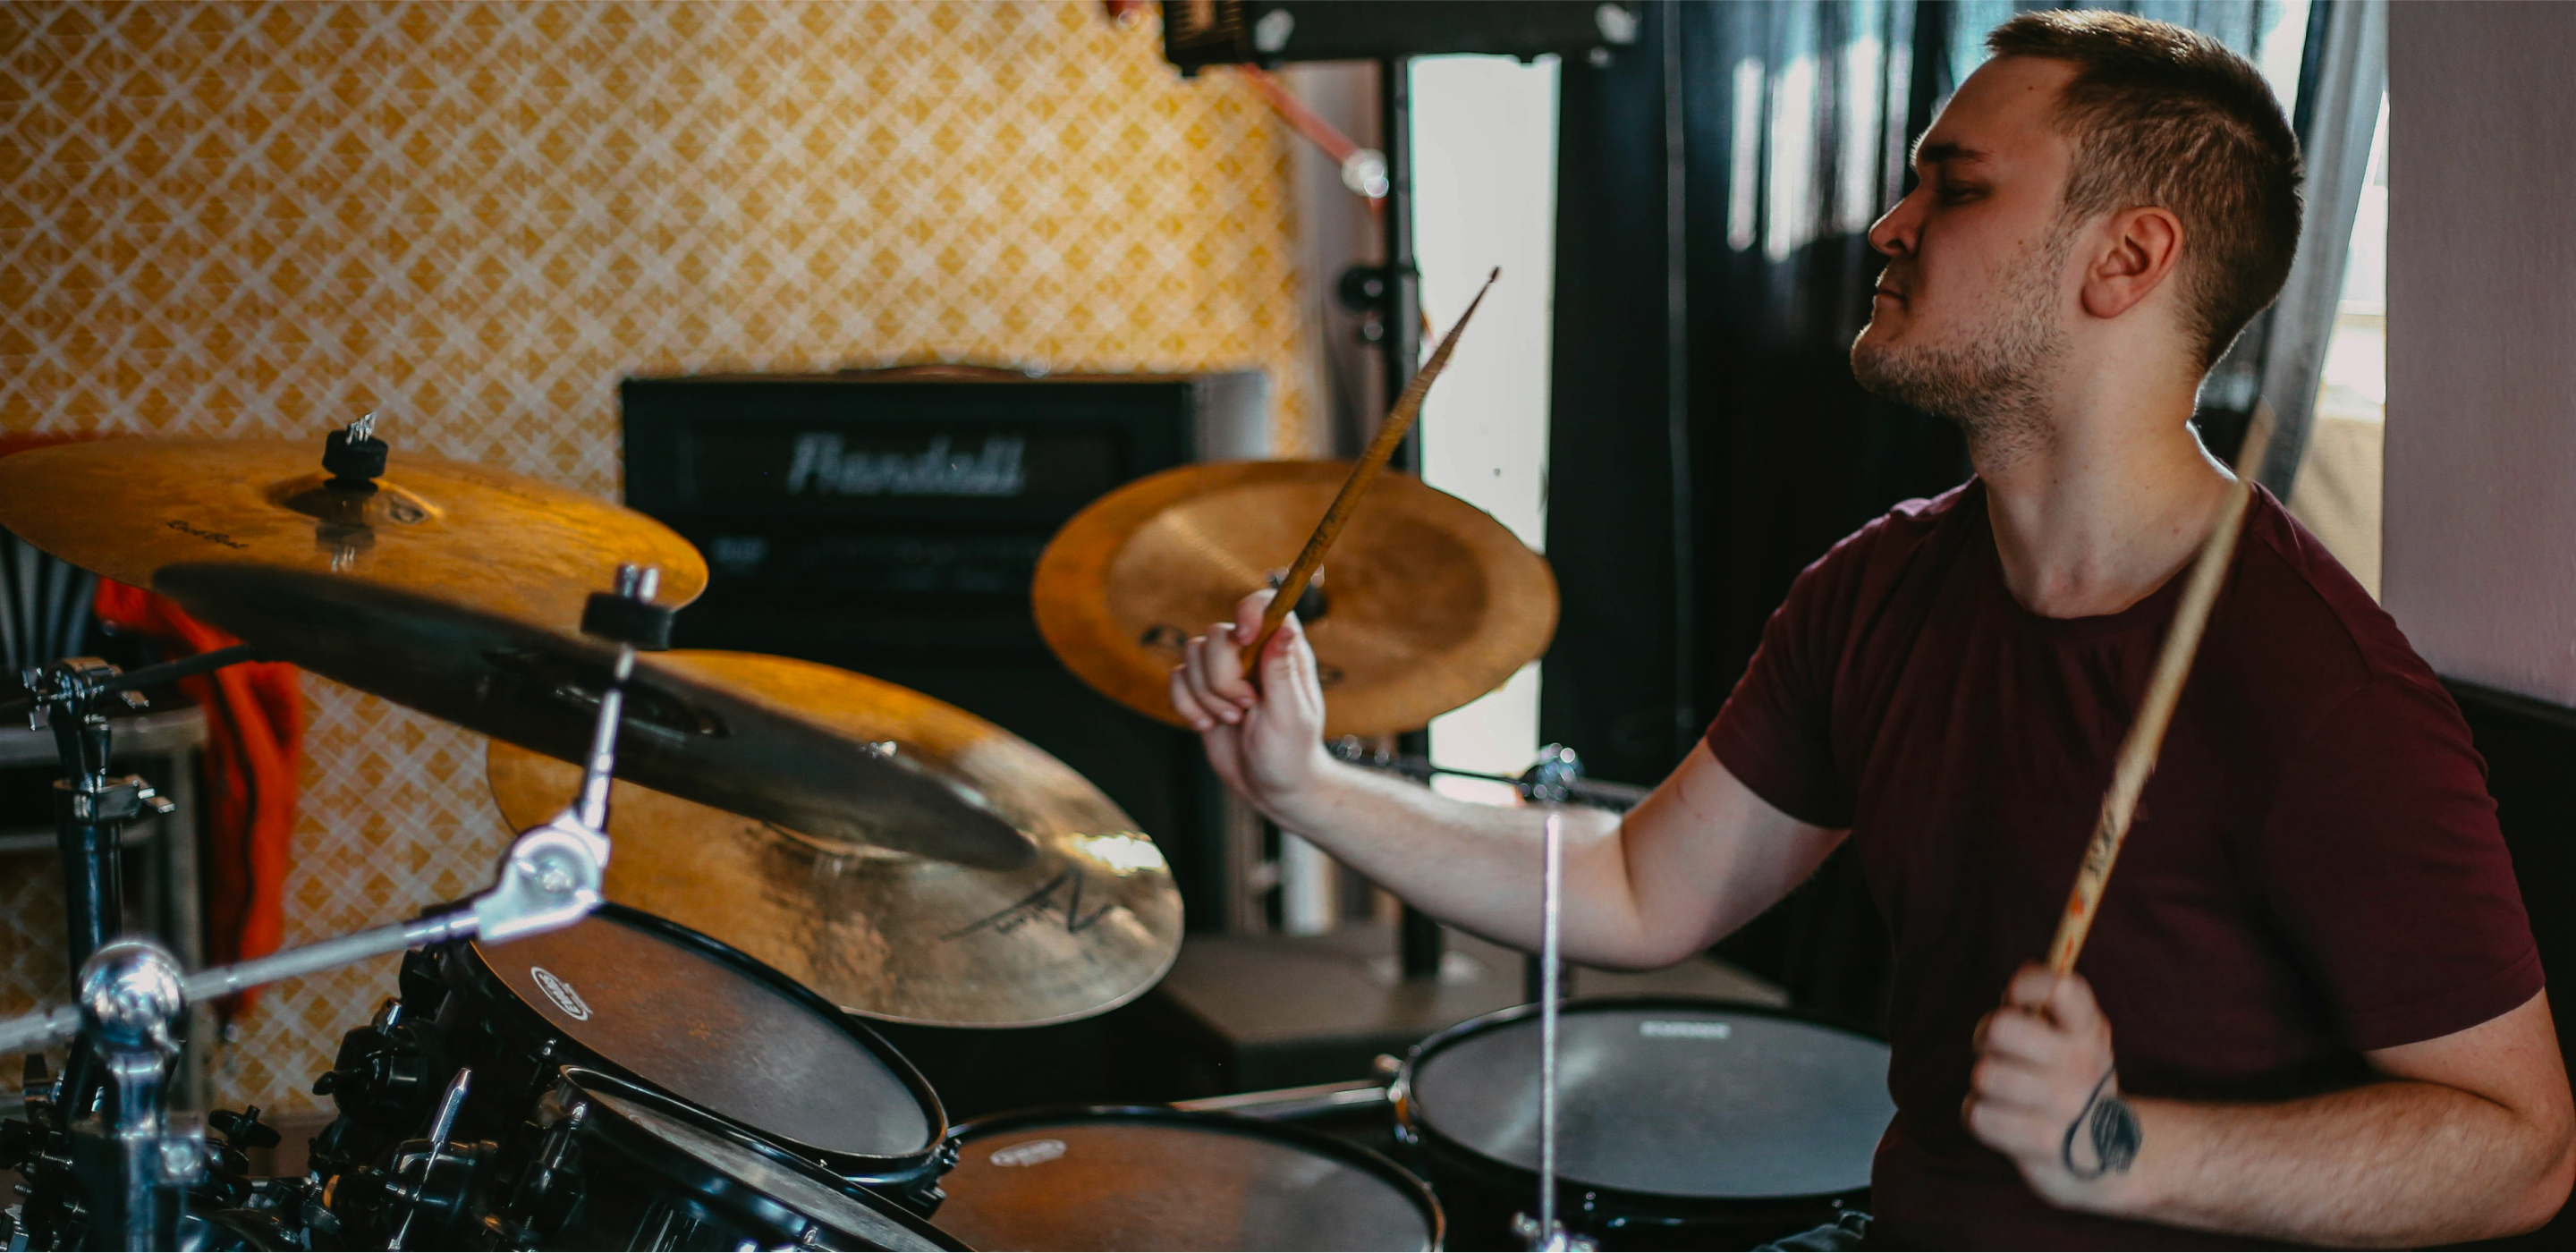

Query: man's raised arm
[1171,589,1845,969]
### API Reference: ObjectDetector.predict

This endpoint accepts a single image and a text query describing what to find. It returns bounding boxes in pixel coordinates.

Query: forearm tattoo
[2061,1067,2141,1181]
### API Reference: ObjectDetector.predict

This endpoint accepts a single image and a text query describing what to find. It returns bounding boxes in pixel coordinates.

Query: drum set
[0,417,1892,1251]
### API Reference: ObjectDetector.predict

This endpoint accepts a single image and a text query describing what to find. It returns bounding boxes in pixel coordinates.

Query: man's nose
[1868,190,1921,258]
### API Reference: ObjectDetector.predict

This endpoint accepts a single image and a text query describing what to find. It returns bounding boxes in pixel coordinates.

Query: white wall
[1410,54,1561,799]
[2384,3,2576,707]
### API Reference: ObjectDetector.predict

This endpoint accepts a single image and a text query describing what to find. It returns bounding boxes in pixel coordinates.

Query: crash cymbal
[487,652,1182,1028]
[154,563,1034,871]
[1033,461,1558,737]
[0,436,707,629]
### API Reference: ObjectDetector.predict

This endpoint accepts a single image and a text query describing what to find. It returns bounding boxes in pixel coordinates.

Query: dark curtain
[1545,0,2307,1024]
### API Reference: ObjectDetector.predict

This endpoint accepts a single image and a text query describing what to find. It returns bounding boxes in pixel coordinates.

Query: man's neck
[1972,386,2236,620]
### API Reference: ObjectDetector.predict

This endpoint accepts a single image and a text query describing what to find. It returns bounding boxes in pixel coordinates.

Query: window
[2287,93,2389,597]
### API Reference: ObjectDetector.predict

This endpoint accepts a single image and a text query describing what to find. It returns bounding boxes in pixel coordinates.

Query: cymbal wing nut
[322,427,389,487]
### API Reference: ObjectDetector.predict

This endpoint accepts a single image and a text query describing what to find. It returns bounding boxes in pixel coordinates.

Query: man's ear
[2078,206,2184,321]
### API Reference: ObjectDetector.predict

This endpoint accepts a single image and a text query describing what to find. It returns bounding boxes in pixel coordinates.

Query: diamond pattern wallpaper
[0,0,1316,1112]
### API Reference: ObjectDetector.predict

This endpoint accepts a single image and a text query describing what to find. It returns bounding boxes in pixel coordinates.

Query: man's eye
[1937,185,1982,205]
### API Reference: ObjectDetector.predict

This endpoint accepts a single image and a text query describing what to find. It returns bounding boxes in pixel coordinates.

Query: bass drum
[436,903,953,1206]
[935,1105,1445,1251]
[496,1067,967,1250]
[1397,997,1892,1250]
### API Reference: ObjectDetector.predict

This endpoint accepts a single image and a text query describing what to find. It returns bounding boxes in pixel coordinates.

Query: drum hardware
[1171,1076,1394,1122]
[484,651,1184,1029]
[11,645,258,983]
[0,576,644,1251]
[1330,740,1654,814]
[1514,809,1589,1253]
[153,561,1036,872]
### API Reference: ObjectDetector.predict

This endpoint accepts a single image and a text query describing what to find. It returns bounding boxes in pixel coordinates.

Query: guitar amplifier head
[618,367,1267,933]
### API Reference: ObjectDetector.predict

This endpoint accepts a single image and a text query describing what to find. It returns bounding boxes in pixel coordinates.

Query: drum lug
[313,1003,458,1138]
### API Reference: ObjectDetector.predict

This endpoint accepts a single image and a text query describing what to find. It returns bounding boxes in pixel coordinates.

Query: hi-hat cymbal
[487,652,1182,1029]
[0,437,707,629]
[1033,461,1558,737]
[154,563,1035,871]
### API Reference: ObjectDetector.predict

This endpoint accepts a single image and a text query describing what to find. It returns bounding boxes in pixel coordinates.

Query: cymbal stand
[0,586,643,1252]
[1330,738,1654,813]
[16,645,261,981]
[1511,806,1594,1253]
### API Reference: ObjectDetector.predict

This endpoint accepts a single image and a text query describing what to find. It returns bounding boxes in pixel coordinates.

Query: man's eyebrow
[1911,140,1991,167]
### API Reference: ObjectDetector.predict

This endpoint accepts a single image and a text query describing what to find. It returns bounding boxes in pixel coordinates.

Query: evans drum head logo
[530,967,592,1021]
[989,1139,1067,1168]
[1640,1019,1731,1041]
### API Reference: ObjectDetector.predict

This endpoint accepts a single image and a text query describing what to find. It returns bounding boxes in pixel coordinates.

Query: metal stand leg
[70,937,200,1252]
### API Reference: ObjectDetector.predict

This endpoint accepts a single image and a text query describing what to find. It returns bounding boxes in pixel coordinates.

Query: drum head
[1408,1000,1892,1200]
[474,910,932,1161]
[938,1107,1440,1252]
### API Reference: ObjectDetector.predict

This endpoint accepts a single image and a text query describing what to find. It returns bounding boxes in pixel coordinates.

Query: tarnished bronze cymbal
[0,437,707,629]
[1033,461,1558,737]
[155,563,1035,871]
[487,652,1182,1029]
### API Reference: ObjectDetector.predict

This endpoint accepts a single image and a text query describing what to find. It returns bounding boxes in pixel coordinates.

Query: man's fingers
[1182,633,1241,725]
[1968,1054,2057,1111]
[1170,663,1217,732]
[1235,588,1279,638]
[1977,1007,2077,1068]
[1262,610,1307,684]
[2047,969,2106,1033]
[1203,621,1259,707]
[2004,961,2059,1012]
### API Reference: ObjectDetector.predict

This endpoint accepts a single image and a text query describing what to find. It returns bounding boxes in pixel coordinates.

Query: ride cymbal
[487,652,1182,1028]
[1033,461,1558,737]
[0,436,707,629]
[153,563,1034,871]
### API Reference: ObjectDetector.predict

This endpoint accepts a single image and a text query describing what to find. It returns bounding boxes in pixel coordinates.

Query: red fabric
[1706,479,2539,1250]
[92,580,304,1019]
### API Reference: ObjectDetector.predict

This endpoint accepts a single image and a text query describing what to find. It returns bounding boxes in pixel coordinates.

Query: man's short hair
[1987,11,2302,368]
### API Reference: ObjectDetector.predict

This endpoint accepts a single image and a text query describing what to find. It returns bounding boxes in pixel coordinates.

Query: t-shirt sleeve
[1704,531,1869,829]
[2258,674,2544,1051]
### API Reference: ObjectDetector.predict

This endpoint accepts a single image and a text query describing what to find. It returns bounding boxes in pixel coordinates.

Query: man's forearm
[1253,758,1660,963]
[2106,1079,2571,1246]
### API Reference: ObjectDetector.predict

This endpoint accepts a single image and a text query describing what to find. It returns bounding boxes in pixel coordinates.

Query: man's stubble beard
[1851,226,2072,462]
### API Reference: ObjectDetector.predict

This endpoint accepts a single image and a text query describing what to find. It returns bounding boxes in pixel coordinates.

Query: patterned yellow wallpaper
[0,0,1315,1111]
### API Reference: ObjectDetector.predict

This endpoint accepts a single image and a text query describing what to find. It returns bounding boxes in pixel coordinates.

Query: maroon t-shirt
[1707,479,2540,1249]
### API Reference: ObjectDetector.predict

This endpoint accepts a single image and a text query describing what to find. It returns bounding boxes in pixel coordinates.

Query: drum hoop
[458,902,952,1181]
[553,1067,966,1251]
[949,1103,1447,1250]
[1394,995,1886,1209]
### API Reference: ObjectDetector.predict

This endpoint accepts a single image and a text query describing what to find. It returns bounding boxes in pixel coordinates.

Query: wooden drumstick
[2046,405,2278,973]
[1238,267,1501,673]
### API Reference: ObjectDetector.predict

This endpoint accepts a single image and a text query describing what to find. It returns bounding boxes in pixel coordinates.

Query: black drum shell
[432,903,951,1195]
[521,1068,966,1251]
[1395,997,1886,1251]
[940,1105,1445,1251]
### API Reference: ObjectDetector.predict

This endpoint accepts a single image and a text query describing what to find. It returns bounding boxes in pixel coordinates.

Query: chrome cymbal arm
[0,596,642,1056]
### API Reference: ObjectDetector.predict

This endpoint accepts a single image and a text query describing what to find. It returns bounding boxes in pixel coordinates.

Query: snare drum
[494,1067,964,1250]
[1396,997,1893,1250]
[935,1105,1445,1251]
[435,904,952,1206]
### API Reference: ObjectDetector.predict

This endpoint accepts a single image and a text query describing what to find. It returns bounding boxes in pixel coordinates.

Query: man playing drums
[1170,12,2574,1247]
